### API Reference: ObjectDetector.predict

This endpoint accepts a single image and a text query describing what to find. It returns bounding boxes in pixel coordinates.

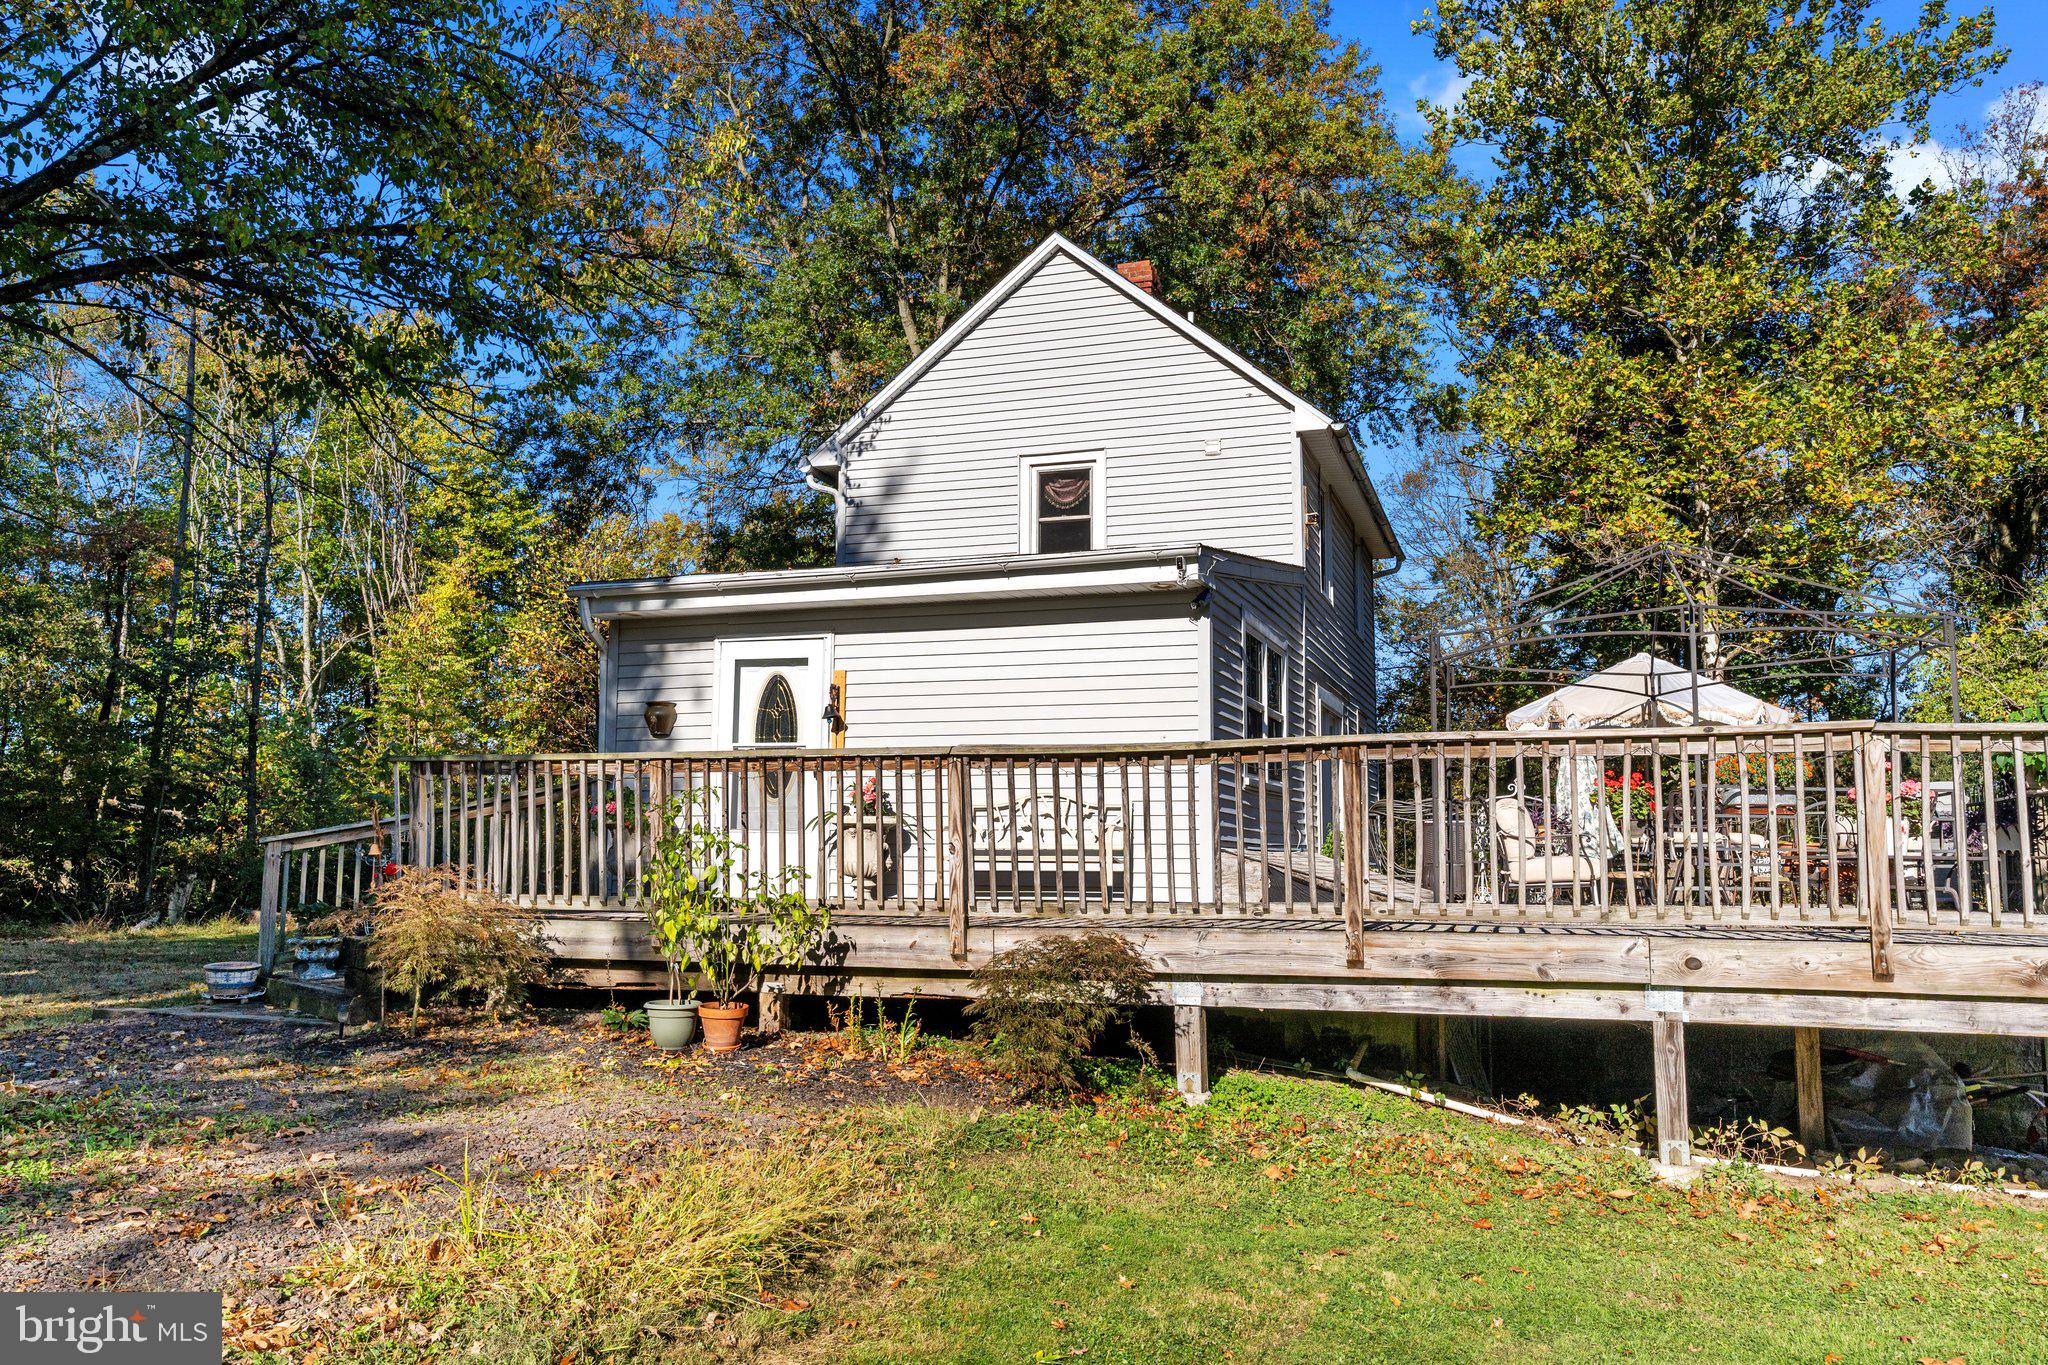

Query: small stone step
[265,973,373,1025]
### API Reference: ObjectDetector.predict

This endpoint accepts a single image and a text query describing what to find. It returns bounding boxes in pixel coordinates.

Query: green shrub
[967,932,1155,1095]
[361,866,547,1030]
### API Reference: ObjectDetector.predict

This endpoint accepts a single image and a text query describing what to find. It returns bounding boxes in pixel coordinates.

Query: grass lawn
[0,920,257,1032]
[856,1078,2048,1364]
[5,925,2047,1362]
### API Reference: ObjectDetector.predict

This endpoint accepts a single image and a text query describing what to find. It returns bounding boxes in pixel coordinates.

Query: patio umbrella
[1504,652,1796,731]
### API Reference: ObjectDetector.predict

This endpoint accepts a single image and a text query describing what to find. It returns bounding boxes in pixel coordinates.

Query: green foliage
[966,932,1155,1095]
[1421,0,2007,691]
[0,0,654,401]
[573,0,1450,519]
[359,866,547,1030]
[643,793,832,1005]
[599,1004,648,1032]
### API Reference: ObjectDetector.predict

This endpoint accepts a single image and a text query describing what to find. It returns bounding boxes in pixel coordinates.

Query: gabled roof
[811,233,1337,464]
[804,234,1399,561]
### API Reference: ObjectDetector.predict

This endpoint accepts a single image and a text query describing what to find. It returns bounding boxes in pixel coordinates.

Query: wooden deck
[257,722,2048,1164]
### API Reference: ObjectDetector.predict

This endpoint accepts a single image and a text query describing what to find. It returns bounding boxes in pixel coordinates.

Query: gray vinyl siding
[836,248,1301,567]
[1302,476,1373,732]
[607,597,1205,752]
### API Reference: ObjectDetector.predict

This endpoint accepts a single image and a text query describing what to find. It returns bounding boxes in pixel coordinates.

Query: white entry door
[713,637,831,893]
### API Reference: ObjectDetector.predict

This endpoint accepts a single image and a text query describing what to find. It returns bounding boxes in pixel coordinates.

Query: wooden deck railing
[346,722,2048,982]
[256,816,398,970]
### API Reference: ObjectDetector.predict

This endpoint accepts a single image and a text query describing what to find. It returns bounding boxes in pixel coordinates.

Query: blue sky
[1325,0,2047,487]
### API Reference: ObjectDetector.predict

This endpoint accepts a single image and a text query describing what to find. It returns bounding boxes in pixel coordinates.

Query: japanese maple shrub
[967,932,1155,1095]
[359,866,547,1030]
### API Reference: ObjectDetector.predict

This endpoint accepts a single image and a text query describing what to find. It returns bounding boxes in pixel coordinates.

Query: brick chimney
[1114,260,1160,297]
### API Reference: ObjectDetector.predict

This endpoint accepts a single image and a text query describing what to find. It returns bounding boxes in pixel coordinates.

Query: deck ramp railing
[256,817,399,969]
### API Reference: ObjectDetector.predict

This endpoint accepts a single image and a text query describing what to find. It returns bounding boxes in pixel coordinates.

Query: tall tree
[0,0,652,404]
[1901,83,2048,610]
[1424,0,2001,681]
[567,0,1449,534]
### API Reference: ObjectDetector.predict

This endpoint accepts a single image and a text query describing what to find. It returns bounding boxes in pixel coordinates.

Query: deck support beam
[758,985,786,1039]
[1173,1001,1209,1106]
[1652,1013,1690,1168]
[1794,1026,1826,1153]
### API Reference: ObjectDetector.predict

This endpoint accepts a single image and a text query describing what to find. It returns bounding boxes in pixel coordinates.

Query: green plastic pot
[646,999,700,1050]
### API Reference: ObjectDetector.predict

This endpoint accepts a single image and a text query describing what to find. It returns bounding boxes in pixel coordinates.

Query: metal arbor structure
[1425,547,1960,731]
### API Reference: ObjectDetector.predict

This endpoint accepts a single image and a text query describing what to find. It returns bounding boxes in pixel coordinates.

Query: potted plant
[640,904,700,1051]
[840,776,900,896]
[645,792,831,1053]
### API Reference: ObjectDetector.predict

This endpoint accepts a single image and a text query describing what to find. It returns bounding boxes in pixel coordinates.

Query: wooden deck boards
[533,901,2048,1038]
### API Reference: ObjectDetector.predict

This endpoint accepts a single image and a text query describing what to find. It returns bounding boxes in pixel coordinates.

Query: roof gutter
[804,447,840,501]
[575,595,605,650]
[572,546,1213,621]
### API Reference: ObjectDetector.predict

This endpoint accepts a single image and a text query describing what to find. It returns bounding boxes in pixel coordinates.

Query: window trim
[1241,615,1289,740]
[1016,450,1106,554]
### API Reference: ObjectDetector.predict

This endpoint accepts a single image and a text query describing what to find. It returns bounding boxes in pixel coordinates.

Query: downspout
[576,597,607,747]
[806,449,844,545]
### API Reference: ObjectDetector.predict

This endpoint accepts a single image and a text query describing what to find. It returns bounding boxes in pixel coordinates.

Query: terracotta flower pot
[699,1001,749,1053]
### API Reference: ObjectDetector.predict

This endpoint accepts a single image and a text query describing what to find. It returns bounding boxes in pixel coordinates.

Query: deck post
[1341,748,1367,967]
[256,842,285,973]
[1793,1026,1826,1153]
[1173,992,1210,1106]
[1855,733,1896,980]
[758,983,786,1039]
[1652,1012,1690,1168]
[410,763,434,872]
[945,755,971,961]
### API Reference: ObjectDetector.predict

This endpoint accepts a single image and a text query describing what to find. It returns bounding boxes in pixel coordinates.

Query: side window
[1243,629,1285,738]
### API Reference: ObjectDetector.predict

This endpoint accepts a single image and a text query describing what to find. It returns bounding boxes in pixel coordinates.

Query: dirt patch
[0,1009,1001,1299]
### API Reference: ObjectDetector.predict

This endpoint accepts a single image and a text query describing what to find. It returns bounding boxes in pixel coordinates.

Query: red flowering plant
[855,775,891,817]
[1834,778,1926,829]
[1601,768,1658,830]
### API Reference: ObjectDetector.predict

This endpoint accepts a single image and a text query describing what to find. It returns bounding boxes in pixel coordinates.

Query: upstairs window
[1019,452,1103,553]
[1243,629,1286,737]
[1035,466,1093,552]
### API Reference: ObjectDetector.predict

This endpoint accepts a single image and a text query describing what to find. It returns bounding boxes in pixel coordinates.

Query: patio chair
[1491,797,1605,905]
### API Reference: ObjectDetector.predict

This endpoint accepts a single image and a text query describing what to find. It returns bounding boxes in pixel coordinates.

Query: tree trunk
[243,436,276,859]
[135,309,202,917]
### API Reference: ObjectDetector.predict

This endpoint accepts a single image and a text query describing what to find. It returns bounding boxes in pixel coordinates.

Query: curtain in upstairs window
[1040,474,1090,511]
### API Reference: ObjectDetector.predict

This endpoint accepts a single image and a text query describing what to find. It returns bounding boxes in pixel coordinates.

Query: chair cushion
[1507,854,1601,884]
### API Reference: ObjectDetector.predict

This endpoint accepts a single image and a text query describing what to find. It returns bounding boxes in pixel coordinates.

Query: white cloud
[1401,66,1474,131]
[1885,140,1953,199]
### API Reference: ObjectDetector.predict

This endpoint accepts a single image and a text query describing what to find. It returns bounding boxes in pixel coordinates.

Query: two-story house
[568,234,1399,776]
